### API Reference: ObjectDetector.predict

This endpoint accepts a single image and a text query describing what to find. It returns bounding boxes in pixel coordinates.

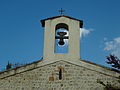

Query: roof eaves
[80,59,120,73]
[40,15,83,28]
[0,59,43,74]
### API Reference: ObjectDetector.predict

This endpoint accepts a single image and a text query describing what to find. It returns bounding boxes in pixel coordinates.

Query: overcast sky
[0,0,120,70]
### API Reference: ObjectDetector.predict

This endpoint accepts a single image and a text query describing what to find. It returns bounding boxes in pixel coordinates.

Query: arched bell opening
[54,23,69,53]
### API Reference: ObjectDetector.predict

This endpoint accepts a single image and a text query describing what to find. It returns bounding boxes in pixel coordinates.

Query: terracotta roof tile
[80,59,120,73]
[41,15,83,28]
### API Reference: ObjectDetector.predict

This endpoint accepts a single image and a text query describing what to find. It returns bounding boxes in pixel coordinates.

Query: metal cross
[55,31,68,45]
[58,8,65,15]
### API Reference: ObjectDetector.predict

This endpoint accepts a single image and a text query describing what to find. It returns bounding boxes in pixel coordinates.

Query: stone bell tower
[41,15,83,61]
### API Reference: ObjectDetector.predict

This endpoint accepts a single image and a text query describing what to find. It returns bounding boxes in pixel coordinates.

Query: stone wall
[0,60,120,90]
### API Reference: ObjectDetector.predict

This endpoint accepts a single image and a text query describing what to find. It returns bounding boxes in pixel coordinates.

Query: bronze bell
[58,39,65,45]
[57,32,67,36]
[57,32,67,45]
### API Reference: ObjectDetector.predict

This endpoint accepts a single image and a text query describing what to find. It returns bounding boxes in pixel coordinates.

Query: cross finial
[58,8,65,15]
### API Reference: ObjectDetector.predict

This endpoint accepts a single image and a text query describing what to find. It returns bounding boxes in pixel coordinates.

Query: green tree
[97,54,120,90]
[106,54,120,69]
[6,61,12,69]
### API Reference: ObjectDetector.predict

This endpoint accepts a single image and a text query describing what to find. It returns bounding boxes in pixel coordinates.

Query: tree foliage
[97,55,120,89]
[6,61,12,69]
[6,62,25,70]
[106,54,120,69]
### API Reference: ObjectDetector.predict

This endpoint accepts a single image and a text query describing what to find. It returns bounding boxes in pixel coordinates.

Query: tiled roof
[0,59,43,75]
[41,15,83,28]
[0,59,119,76]
[80,59,120,73]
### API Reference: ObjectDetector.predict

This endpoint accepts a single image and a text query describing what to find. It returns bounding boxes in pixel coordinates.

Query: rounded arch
[55,23,69,53]
[55,23,69,30]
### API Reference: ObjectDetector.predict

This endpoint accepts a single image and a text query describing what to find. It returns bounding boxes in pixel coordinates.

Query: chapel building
[0,14,120,90]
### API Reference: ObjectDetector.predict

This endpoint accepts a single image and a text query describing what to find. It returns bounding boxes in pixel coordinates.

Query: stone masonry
[0,59,120,90]
[0,15,120,90]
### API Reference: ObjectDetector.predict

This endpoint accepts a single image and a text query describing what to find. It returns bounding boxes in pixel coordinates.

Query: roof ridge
[41,15,83,28]
[80,59,120,73]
